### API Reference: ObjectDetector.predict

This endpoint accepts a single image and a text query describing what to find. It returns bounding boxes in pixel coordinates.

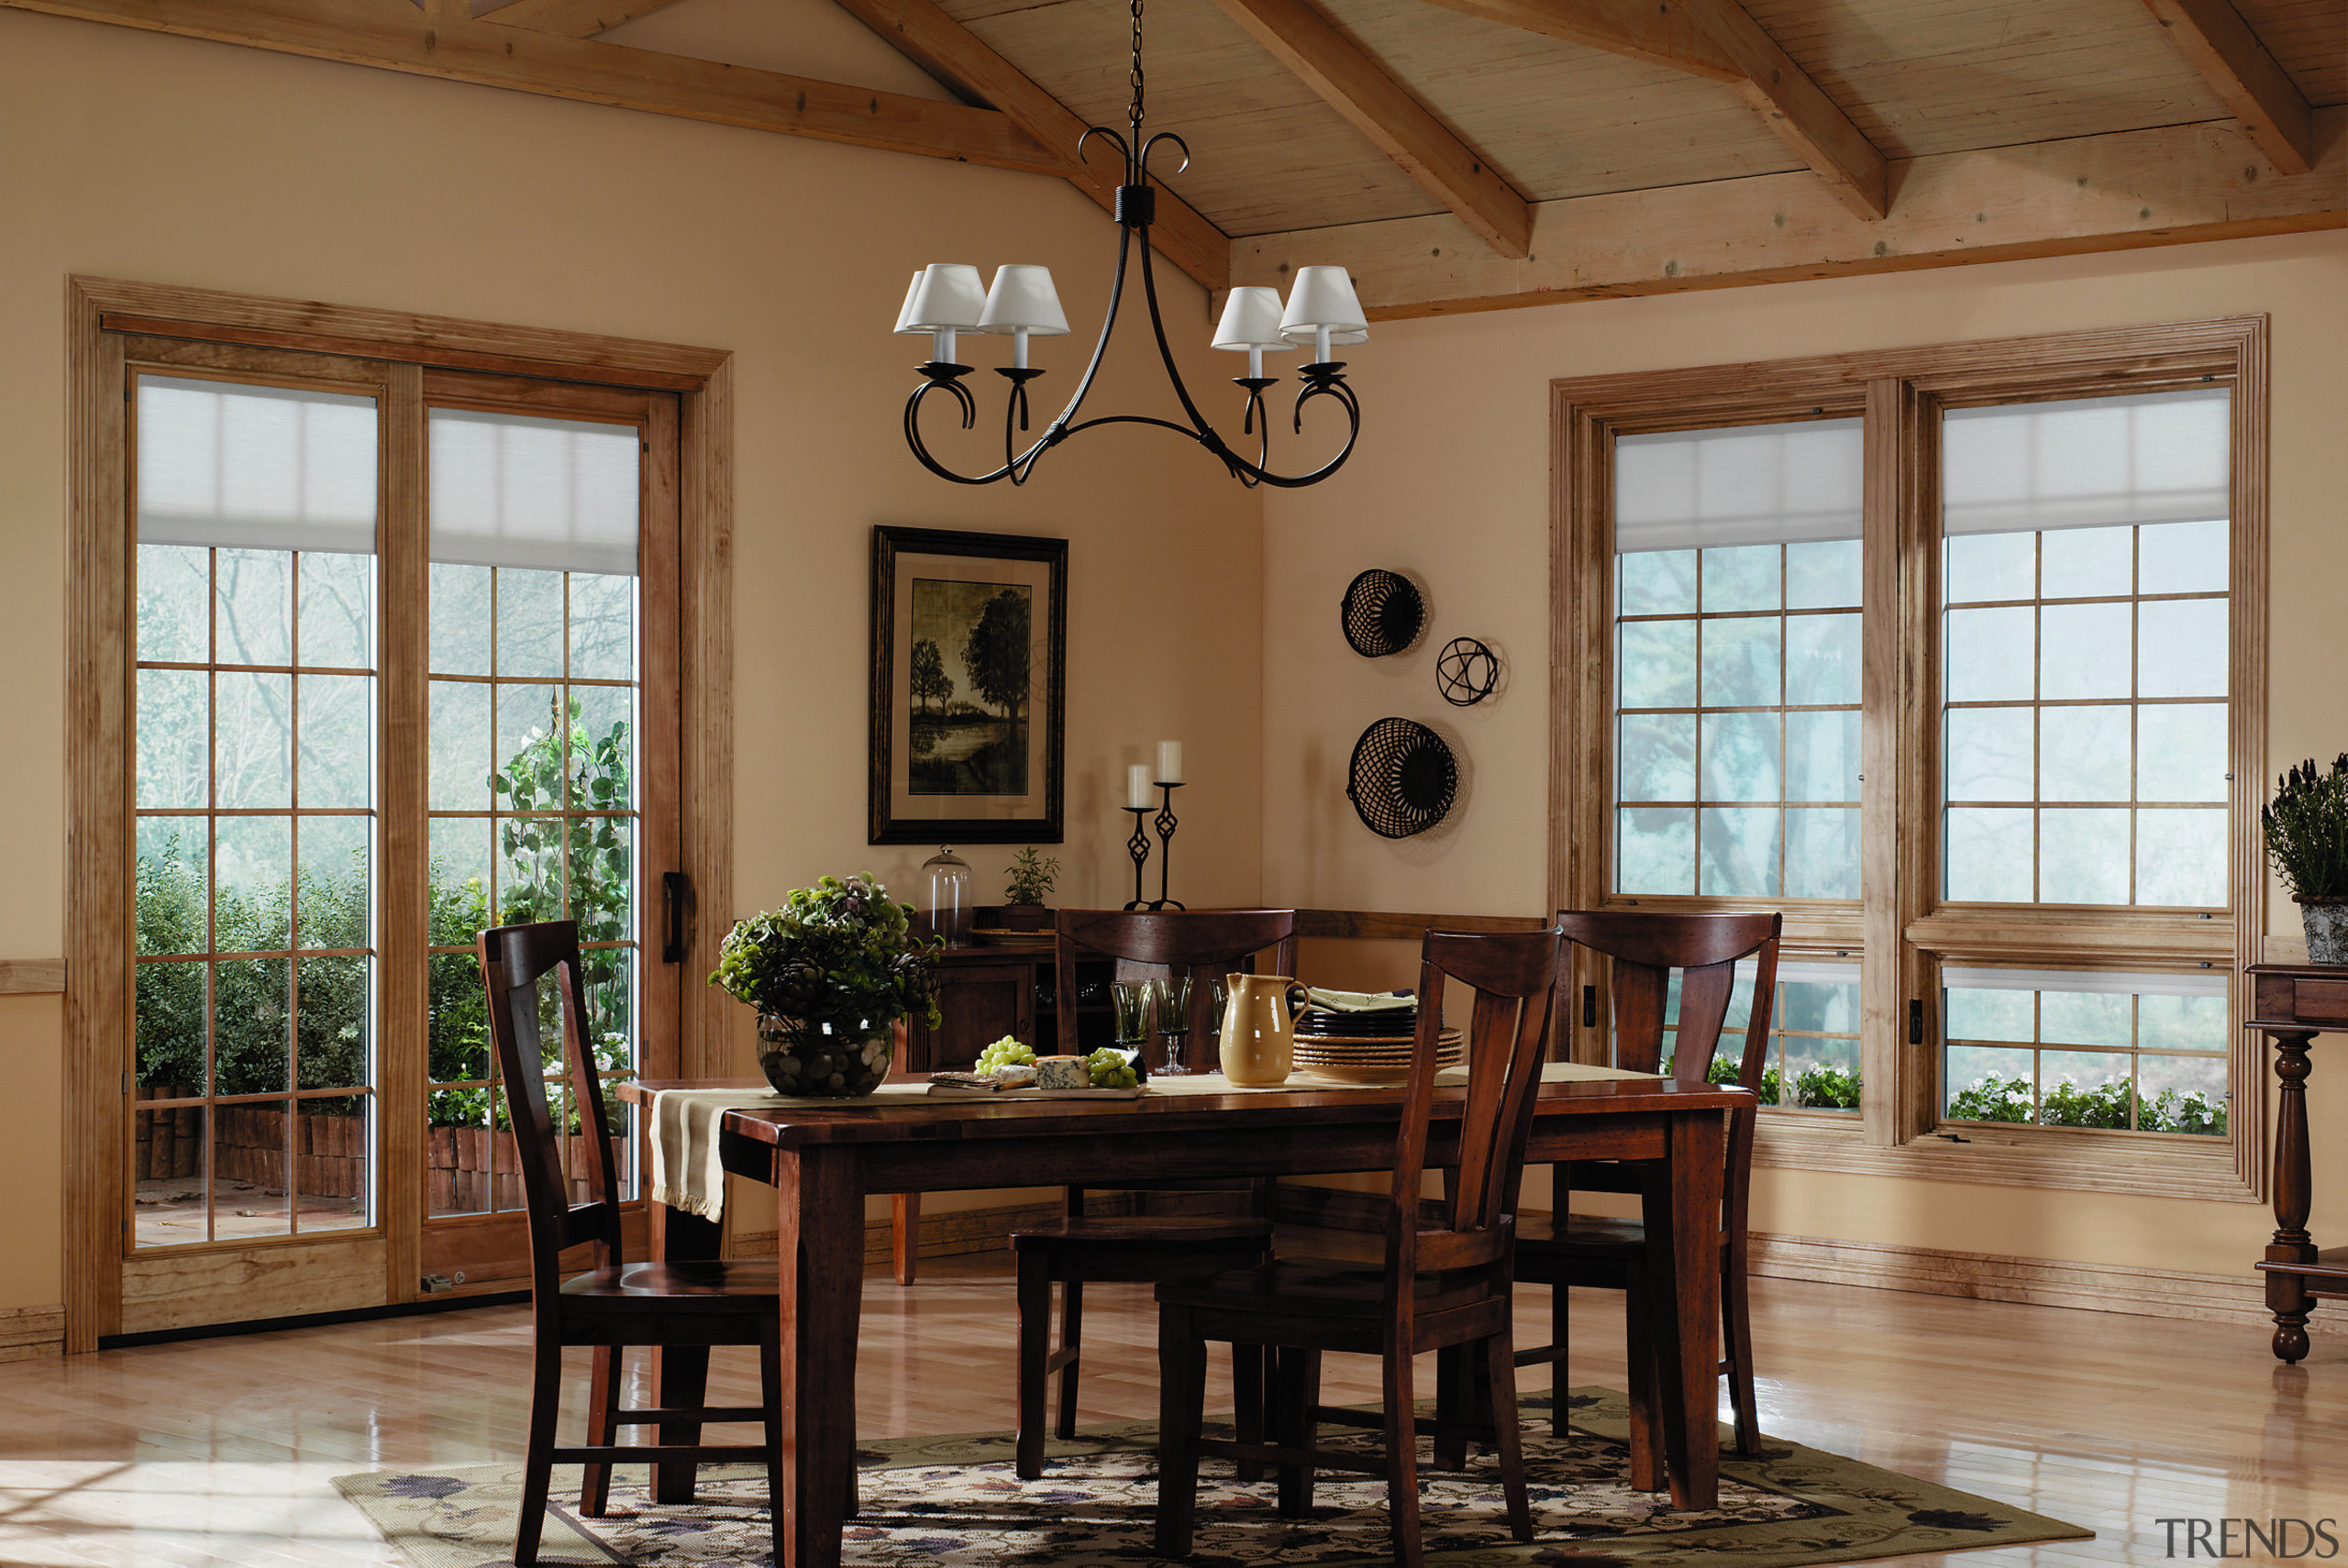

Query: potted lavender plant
[2264,756,2348,965]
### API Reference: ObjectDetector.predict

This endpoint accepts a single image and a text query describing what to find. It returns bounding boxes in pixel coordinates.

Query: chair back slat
[1052,909,1301,1060]
[477,920,626,1293]
[1556,911,1781,1090]
[1385,928,1564,1302]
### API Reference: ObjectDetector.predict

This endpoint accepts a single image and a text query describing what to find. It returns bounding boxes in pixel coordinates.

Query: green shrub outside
[138,697,634,1131]
[1945,1070,2226,1134]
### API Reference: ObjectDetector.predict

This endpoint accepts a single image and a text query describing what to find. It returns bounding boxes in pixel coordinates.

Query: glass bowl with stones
[755,1016,893,1097]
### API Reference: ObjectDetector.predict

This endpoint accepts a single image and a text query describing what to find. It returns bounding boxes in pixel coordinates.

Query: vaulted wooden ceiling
[13,0,2344,316]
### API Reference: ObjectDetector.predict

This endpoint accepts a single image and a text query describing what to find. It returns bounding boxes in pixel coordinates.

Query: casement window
[1556,319,2265,1198]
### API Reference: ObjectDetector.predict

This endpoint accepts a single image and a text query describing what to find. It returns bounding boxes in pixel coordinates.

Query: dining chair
[1511,909,1781,1478]
[1153,925,1566,1568]
[1007,908,1300,1480]
[477,919,786,1567]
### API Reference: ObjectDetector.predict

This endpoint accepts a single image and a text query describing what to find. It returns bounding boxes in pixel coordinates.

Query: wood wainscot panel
[120,1239,388,1335]
[0,1305,67,1362]
[0,961,65,994]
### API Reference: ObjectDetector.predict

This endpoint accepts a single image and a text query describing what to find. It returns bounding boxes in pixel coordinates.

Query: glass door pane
[425,407,645,1221]
[130,375,380,1247]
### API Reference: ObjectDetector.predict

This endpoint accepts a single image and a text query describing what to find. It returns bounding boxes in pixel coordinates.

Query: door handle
[662,871,691,964]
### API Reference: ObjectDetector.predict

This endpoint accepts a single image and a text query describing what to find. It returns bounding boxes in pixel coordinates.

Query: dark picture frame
[870,525,1068,845]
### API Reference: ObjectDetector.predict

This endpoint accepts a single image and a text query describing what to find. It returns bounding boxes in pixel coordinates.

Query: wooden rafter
[1204,0,1531,258]
[2,0,1066,173]
[1408,0,1887,220]
[1411,0,1740,80]
[825,0,1230,291]
[1673,0,1887,220]
[476,0,691,39]
[2135,0,2314,175]
[1232,112,2348,320]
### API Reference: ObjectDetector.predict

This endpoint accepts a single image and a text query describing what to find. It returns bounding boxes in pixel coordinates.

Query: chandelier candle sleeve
[1279,267,1369,364]
[1213,287,1290,381]
[1157,741,1182,784]
[1128,764,1154,810]
[900,263,987,364]
[976,265,1069,371]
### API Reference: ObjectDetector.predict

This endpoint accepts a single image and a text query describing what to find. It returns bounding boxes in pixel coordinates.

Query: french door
[119,338,681,1332]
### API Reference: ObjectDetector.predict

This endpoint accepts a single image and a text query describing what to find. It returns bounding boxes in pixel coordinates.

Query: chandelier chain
[1128,0,1146,132]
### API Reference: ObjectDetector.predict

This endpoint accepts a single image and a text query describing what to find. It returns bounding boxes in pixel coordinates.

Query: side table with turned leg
[2248,964,2348,1362]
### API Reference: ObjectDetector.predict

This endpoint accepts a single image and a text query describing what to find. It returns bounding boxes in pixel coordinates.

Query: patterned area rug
[335,1388,2088,1568]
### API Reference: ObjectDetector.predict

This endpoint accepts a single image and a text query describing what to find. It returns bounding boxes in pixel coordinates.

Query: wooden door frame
[64,276,736,1352]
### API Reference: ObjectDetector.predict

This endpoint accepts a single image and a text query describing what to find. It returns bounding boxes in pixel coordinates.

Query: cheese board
[925,1082,1148,1099]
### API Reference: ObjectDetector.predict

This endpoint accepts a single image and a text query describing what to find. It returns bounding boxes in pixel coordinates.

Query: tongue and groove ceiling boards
[10,0,2343,313]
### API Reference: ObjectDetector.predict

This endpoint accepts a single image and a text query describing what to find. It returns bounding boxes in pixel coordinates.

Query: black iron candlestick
[1124,806,1154,911]
[1153,782,1185,911]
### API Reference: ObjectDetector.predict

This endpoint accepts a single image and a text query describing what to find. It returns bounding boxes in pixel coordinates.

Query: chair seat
[1010,1215,1274,1252]
[560,1259,781,1309]
[1156,1253,1497,1320]
[1513,1210,1648,1260]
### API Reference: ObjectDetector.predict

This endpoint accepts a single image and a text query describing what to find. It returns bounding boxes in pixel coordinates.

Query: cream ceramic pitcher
[1219,974,1302,1087]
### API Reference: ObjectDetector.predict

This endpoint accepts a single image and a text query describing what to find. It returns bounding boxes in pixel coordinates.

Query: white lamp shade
[976,265,1069,336]
[1212,287,1290,352]
[1279,265,1369,348]
[892,272,927,335]
[900,264,988,332]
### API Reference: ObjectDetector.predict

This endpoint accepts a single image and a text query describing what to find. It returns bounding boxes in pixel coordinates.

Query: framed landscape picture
[870,525,1067,845]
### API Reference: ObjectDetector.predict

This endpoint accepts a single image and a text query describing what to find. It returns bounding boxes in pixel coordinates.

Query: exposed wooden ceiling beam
[3,0,1065,173]
[2135,0,2314,175]
[1232,112,2348,320]
[1675,0,1887,219]
[1408,0,1887,220]
[1410,0,1740,81]
[475,0,691,39]
[825,0,1231,291]
[1204,0,1531,258]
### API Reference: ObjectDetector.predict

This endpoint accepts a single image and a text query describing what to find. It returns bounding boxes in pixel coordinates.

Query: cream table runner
[647,1062,1660,1222]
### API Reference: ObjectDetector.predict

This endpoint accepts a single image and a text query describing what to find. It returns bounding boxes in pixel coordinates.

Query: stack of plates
[1294,1007,1414,1039]
[1291,1026,1462,1087]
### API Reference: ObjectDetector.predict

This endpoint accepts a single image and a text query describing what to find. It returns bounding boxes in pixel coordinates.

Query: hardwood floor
[1,1247,2344,1566]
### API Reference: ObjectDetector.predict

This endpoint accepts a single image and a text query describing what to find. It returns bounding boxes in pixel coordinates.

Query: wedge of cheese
[1034,1055,1091,1089]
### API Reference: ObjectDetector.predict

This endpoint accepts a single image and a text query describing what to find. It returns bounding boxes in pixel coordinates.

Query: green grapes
[977,1037,1036,1073]
[1085,1048,1139,1089]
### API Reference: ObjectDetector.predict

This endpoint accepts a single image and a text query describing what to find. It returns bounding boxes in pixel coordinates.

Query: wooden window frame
[1549,316,2269,1204]
[65,277,737,1352]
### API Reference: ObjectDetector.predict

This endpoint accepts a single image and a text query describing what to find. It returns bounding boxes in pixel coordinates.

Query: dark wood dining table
[616,1072,1751,1568]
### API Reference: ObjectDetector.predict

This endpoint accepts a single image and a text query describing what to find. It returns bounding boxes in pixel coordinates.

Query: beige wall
[0,6,1265,1309]
[1260,227,2348,1275]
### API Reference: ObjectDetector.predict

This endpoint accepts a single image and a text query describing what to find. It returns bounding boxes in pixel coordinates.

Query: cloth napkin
[1303,986,1417,1013]
[647,1084,935,1220]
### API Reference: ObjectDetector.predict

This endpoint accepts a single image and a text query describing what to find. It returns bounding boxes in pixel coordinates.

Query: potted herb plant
[2264,756,2348,965]
[999,847,1060,933]
[710,873,942,1096]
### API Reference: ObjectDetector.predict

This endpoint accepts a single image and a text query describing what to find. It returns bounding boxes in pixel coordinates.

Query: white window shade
[428,408,639,576]
[1942,389,2230,536]
[1615,418,1864,552]
[1942,966,2226,998]
[137,376,378,554]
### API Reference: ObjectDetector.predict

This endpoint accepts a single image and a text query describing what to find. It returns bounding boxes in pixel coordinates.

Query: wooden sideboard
[2249,963,2348,1361]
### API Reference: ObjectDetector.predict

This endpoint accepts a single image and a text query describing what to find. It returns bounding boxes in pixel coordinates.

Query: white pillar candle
[1157,741,1183,784]
[1127,764,1154,809]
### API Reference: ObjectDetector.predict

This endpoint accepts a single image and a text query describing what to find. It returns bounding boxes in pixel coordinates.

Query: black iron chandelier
[892,0,1366,489]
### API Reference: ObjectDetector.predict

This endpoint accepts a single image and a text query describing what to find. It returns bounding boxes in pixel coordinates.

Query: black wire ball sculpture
[1435,637,1500,707]
[1346,718,1459,839]
[1340,569,1426,658]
